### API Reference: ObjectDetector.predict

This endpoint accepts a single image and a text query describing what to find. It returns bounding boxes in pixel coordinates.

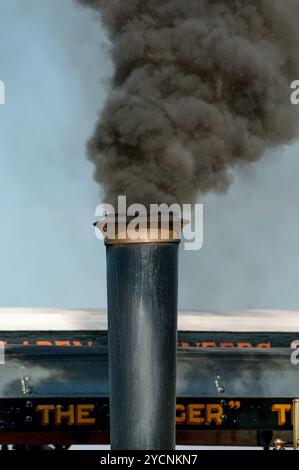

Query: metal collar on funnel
[94,213,186,245]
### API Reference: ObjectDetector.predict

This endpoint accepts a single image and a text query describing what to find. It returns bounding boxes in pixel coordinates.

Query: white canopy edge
[0,308,298,332]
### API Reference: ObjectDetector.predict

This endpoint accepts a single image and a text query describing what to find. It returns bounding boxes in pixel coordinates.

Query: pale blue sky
[1,0,299,310]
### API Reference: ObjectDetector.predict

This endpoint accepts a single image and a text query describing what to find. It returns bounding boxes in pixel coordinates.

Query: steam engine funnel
[97,214,182,450]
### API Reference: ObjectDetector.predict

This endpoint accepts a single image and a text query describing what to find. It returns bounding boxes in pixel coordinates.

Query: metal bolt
[274,438,285,450]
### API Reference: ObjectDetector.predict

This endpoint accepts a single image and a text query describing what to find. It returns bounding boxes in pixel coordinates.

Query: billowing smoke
[77,0,299,206]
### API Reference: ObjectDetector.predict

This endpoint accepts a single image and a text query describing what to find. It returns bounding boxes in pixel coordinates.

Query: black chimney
[97,215,181,450]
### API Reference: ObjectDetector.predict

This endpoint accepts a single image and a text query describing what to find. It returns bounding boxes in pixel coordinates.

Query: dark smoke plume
[77,0,299,206]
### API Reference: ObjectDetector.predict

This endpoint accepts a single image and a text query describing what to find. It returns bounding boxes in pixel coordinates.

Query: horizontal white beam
[0,308,297,332]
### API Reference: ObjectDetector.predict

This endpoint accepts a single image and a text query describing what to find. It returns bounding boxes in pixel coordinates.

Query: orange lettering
[36,405,55,425]
[201,342,216,348]
[186,404,205,425]
[272,404,291,426]
[176,404,186,424]
[205,404,223,425]
[76,404,95,425]
[55,405,75,425]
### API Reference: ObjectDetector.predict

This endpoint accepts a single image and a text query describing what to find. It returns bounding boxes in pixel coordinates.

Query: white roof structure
[0,308,298,332]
